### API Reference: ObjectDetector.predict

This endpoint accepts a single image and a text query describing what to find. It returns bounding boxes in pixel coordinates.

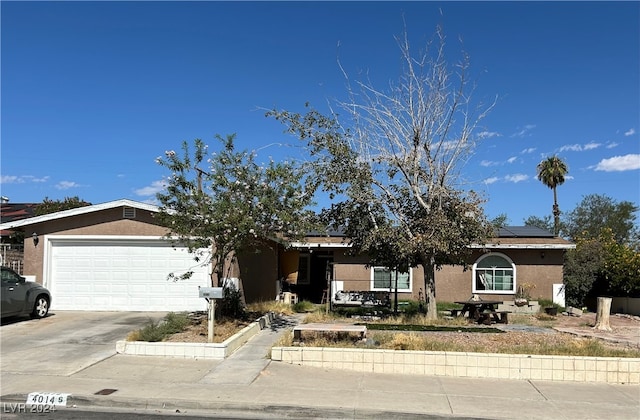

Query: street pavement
[1,312,639,419]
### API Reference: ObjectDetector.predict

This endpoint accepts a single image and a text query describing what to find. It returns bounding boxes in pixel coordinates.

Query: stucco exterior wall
[331,248,566,303]
[237,242,278,303]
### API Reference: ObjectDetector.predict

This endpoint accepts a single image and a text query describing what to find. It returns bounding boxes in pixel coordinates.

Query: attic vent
[123,207,136,219]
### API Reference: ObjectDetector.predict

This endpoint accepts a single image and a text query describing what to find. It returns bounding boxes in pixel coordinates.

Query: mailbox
[199,287,223,299]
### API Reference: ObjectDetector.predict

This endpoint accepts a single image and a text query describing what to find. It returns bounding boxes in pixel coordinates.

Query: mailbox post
[199,287,224,343]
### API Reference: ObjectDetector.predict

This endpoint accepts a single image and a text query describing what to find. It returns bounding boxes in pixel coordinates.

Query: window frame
[370,267,412,293]
[472,252,516,294]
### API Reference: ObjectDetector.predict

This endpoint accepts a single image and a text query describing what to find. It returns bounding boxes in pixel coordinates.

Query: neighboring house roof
[0,202,38,238]
[0,199,160,231]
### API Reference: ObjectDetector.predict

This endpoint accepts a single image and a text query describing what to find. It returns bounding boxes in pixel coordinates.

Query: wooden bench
[293,323,367,341]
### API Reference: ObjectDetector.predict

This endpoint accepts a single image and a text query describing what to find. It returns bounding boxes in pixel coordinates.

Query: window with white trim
[472,253,516,293]
[371,267,411,292]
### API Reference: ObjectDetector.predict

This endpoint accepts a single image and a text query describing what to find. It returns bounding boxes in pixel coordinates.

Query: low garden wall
[271,346,639,385]
[115,312,276,360]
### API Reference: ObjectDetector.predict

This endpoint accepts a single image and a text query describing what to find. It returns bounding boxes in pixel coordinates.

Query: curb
[0,393,474,420]
[115,311,277,359]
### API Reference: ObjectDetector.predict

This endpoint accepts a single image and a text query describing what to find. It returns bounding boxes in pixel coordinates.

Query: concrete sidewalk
[2,314,639,419]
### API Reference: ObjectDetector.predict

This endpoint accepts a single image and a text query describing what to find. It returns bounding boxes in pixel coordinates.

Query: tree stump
[594,297,612,331]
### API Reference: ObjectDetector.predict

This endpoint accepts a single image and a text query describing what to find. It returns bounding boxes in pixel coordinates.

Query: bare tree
[270,25,496,318]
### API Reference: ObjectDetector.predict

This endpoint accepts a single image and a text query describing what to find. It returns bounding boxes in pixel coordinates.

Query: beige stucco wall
[331,248,566,303]
[237,242,278,303]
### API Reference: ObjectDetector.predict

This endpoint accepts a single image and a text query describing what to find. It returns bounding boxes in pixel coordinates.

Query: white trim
[469,243,575,250]
[0,199,159,230]
[288,241,351,249]
[370,267,412,293]
[471,252,516,294]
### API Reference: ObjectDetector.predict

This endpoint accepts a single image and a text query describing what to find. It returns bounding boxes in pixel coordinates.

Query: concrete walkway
[1,313,639,419]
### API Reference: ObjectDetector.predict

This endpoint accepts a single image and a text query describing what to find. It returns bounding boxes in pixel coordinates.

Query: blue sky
[2,1,639,226]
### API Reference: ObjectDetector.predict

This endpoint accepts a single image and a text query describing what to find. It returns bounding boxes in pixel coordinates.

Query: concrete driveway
[0,311,167,376]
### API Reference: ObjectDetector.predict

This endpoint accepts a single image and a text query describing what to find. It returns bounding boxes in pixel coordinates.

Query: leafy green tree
[34,196,91,216]
[564,229,640,306]
[564,194,639,247]
[523,215,554,234]
[601,233,640,297]
[269,27,494,319]
[536,156,568,237]
[563,234,606,307]
[155,135,318,288]
[490,213,509,228]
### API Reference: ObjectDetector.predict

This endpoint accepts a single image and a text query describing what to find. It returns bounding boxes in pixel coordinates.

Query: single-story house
[276,226,575,307]
[0,199,574,312]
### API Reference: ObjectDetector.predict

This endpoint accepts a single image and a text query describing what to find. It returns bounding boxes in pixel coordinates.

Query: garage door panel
[49,240,209,312]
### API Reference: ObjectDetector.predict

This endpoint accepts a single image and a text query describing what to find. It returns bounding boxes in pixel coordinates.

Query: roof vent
[123,207,136,219]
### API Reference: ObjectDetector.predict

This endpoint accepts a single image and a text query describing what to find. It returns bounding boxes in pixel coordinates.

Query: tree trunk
[594,297,612,331]
[422,255,437,320]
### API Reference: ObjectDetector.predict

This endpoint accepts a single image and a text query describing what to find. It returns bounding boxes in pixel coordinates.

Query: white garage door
[48,239,210,311]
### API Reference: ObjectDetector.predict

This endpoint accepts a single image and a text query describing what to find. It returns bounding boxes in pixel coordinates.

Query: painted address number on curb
[26,392,69,406]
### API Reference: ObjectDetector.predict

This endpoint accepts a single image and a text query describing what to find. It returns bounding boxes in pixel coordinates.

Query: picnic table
[453,300,509,324]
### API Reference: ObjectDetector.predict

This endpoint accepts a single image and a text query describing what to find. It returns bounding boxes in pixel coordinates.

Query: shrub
[292,300,316,313]
[127,312,190,342]
[218,284,246,319]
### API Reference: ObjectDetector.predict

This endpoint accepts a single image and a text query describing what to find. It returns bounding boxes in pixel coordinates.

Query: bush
[127,312,190,342]
[218,284,246,319]
[537,298,564,311]
[292,300,316,313]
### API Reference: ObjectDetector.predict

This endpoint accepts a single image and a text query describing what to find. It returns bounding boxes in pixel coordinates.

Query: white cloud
[477,131,501,139]
[521,147,536,154]
[511,124,536,138]
[480,160,498,167]
[504,174,529,183]
[559,142,601,152]
[55,181,80,190]
[624,128,636,136]
[606,142,619,149]
[1,175,50,184]
[593,154,640,172]
[135,180,167,196]
[507,157,517,164]
[559,144,582,152]
[484,177,499,185]
[0,175,19,184]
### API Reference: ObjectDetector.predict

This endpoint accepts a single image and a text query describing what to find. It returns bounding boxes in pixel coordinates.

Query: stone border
[115,312,276,360]
[271,346,640,384]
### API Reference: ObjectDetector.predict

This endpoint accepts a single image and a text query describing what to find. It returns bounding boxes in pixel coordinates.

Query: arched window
[472,253,516,294]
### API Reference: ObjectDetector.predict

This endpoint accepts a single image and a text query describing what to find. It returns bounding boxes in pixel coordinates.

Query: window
[472,253,515,293]
[371,267,411,292]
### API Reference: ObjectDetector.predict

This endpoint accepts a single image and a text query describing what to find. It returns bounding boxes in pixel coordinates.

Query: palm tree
[536,156,568,237]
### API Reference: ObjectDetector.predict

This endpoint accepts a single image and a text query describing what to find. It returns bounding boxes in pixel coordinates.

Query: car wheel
[31,296,49,318]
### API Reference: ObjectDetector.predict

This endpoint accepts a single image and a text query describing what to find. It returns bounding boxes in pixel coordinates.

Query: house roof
[0,199,160,231]
[0,202,39,237]
[0,202,38,224]
[295,226,575,250]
